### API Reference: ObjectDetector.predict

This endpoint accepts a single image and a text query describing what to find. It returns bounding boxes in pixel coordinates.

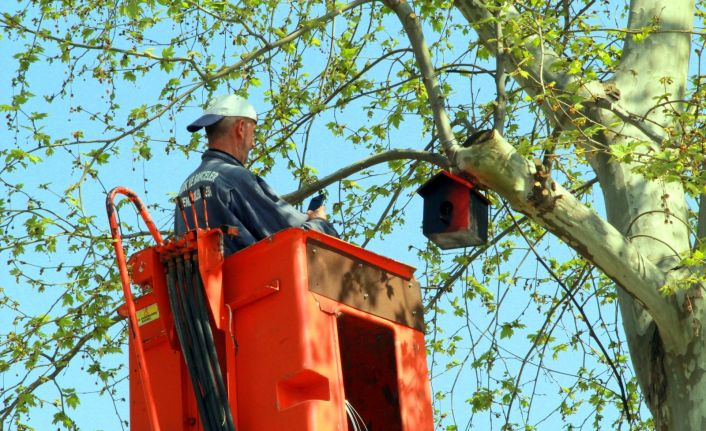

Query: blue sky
[0,2,650,430]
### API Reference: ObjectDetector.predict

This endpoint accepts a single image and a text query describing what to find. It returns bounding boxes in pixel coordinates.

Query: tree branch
[615,0,694,119]
[281,149,449,204]
[0,14,207,80]
[454,130,685,352]
[0,316,122,423]
[493,16,507,133]
[209,0,372,82]
[454,0,575,95]
[454,0,616,134]
[383,0,459,160]
[698,195,706,245]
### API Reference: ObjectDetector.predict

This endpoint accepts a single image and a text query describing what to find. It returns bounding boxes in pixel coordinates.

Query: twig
[504,201,635,426]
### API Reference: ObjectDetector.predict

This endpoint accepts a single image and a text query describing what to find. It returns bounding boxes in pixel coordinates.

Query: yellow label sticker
[136,303,160,326]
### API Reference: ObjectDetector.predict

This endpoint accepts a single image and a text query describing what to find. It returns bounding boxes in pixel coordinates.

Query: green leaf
[66,391,80,409]
[500,323,514,339]
[161,46,175,58]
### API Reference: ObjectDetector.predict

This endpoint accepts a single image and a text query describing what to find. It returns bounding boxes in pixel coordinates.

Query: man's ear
[235,119,246,138]
[228,119,241,139]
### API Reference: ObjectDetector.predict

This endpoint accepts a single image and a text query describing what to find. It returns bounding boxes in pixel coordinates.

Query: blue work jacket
[175,149,338,255]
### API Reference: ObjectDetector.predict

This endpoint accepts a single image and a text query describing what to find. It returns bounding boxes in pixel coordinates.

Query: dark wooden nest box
[417,171,490,249]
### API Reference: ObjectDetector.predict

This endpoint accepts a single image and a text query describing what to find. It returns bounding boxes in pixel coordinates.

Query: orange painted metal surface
[122,247,201,430]
[107,187,164,431]
[120,222,434,430]
[221,228,434,431]
[121,228,236,430]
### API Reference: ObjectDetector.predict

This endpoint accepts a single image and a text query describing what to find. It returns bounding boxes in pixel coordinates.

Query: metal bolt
[312,248,317,254]
[412,310,417,316]
[363,293,369,300]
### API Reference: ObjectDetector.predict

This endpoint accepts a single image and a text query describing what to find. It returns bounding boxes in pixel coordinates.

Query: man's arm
[228,170,338,240]
[304,205,339,237]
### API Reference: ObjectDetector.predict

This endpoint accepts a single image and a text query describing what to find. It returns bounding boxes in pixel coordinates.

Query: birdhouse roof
[417,171,490,204]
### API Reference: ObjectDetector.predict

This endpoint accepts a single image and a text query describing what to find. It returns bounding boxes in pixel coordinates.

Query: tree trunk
[646,326,706,430]
[387,0,704,426]
[599,1,697,428]
[451,0,702,428]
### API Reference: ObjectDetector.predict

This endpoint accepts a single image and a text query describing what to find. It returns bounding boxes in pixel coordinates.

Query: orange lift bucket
[111,187,434,430]
[221,228,433,430]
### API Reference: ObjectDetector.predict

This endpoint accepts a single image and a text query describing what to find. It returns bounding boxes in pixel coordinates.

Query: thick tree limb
[596,1,693,249]
[454,130,685,352]
[615,0,694,119]
[281,149,449,204]
[383,0,459,159]
[610,0,696,263]
[386,1,686,355]
[493,16,507,133]
[453,0,672,145]
[454,0,574,94]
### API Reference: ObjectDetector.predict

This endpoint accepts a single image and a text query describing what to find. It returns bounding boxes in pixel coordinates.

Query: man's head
[187,94,258,163]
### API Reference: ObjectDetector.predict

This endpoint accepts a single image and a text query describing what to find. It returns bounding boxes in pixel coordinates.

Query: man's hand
[307,206,327,220]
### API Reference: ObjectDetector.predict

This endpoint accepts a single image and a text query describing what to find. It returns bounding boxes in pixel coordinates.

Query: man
[175,94,338,256]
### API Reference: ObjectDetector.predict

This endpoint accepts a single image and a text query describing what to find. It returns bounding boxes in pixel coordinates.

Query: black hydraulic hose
[166,259,212,430]
[175,255,219,431]
[182,254,230,431]
[174,255,215,431]
[185,256,225,426]
[191,253,236,431]
[183,254,235,431]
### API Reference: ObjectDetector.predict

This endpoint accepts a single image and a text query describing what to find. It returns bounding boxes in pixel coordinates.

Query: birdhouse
[417,171,489,249]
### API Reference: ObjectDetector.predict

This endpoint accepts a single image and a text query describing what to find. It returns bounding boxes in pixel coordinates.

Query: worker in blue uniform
[175,94,338,256]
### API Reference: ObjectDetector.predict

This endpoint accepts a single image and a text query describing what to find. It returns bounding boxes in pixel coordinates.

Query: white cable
[344,400,369,431]
[345,401,359,431]
[225,303,236,350]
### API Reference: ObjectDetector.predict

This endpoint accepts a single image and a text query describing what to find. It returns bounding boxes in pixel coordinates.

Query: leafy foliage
[1,0,704,430]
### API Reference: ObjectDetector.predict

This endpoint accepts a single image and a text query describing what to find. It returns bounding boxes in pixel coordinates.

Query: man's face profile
[233,117,257,163]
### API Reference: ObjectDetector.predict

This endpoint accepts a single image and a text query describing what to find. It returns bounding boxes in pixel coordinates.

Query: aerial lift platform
[107,187,435,431]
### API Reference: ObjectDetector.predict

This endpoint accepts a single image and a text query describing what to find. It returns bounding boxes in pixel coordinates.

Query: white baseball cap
[187,94,258,132]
